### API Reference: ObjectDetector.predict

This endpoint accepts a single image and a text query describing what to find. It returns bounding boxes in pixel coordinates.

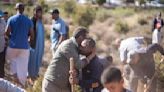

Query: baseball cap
[49,8,59,14]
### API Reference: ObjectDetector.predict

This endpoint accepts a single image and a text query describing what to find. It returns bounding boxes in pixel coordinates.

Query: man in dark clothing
[79,38,104,92]
[0,10,6,78]
[152,12,164,32]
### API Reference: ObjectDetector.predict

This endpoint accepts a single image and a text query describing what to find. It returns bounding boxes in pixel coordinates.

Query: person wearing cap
[152,12,164,32]
[3,11,9,23]
[5,3,34,86]
[28,5,45,84]
[50,8,68,58]
[0,10,6,78]
[115,37,146,92]
[126,43,164,92]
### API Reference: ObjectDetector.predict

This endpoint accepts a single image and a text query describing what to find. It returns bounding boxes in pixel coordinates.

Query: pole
[70,57,75,92]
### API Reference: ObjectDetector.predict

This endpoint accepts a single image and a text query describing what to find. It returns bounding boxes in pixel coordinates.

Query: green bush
[37,0,49,12]
[61,0,76,17]
[159,0,164,4]
[96,0,106,5]
[115,21,129,34]
[96,8,111,22]
[74,6,96,28]
[138,18,148,25]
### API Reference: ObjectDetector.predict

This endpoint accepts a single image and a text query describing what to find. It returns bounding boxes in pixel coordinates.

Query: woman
[28,5,44,84]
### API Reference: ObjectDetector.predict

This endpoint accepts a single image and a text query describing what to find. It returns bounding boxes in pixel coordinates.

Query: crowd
[0,2,164,92]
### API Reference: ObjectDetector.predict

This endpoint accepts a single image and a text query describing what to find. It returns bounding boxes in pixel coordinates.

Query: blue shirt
[50,18,66,49]
[7,13,33,49]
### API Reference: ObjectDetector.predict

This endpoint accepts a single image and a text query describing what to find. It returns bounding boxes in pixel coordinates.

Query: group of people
[0,2,164,92]
[0,2,69,89]
[0,3,44,87]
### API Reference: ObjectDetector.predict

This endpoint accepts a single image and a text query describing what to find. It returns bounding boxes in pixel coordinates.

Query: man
[3,11,9,23]
[101,67,132,92]
[115,37,146,92]
[115,37,145,63]
[79,38,104,92]
[5,3,34,86]
[50,8,68,58]
[152,12,164,32]
[126,44,164,92]
[0,10,6,78]
[28,5,45,84]
[0,78,25,92]
[42,27,95,92]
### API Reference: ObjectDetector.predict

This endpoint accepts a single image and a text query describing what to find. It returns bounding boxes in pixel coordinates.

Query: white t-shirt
[152,29,161,44]
[101,88,132,92]
[119,37,144,63]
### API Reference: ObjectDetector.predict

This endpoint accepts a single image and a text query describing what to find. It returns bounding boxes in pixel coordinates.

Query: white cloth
[119,37,144,63]
[101,88,132,92]
[6,47,29,85]
[101,88,109,92]
[0,19,6,53]
[0,78,26,92]
[152,29,162,44]
[127,48,146,64]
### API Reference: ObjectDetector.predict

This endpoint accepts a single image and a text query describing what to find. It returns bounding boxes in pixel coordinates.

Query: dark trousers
[0,49,6,78]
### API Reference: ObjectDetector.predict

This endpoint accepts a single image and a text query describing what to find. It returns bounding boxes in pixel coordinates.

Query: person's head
[101,67,124,92]
[114,38,123,49]
[3,11,8,21]
[156,12,162,19]
[73,27,88,46]
[33,5,43,19]
[80,38,96,56]
[15,3,25,14]
[50,9,59,20]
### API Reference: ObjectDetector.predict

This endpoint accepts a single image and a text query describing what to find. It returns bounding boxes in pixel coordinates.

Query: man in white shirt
[115,37,146,92]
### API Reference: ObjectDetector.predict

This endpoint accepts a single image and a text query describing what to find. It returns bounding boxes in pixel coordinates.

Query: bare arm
[5,25,11,39]
[58,34,66,44]
[29,28,34,44]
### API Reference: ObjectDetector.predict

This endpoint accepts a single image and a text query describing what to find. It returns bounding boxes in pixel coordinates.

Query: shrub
[73,6,96,28]
[37,0,49,12]
[61,0,76,17]
[138,18,148,25]
[115,21,129,34]
[96,8,111,22]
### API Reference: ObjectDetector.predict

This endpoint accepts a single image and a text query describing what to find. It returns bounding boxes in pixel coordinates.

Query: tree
[159,0,164,4]
[96,0,106,5]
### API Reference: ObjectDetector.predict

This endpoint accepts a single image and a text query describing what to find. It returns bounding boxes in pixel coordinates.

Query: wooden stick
[70,57,75,92]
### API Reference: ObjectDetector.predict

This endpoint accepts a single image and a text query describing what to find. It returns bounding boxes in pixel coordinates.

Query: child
[101,67,132,92]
